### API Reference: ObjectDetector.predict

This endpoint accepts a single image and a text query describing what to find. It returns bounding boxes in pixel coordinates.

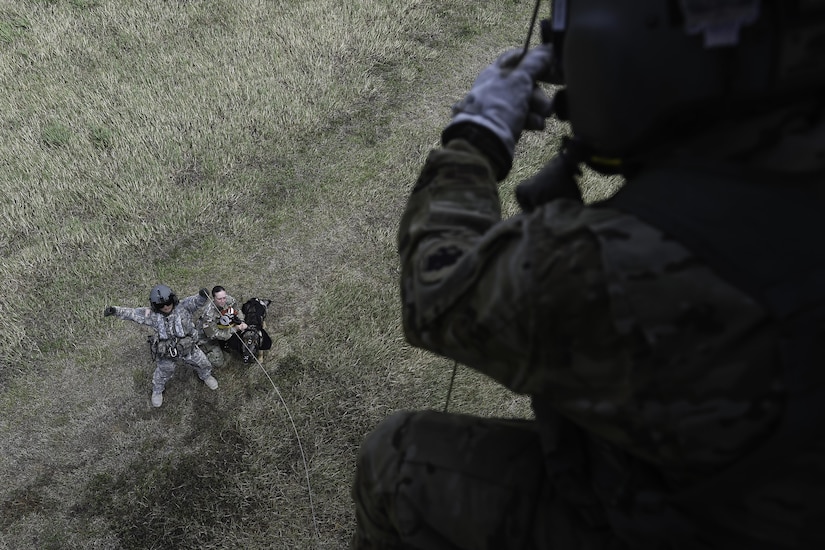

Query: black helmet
[544,0,825,167]
[149,284,179,313]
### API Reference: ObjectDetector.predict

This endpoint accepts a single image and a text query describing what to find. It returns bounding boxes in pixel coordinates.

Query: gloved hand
[103,306,116,317]
[199,288,209,299]
[443,45,555,174]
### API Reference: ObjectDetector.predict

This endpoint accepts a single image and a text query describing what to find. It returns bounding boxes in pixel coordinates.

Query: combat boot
[151,392,163,407]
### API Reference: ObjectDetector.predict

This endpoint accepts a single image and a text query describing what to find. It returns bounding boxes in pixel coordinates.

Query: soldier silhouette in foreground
[352,1,825,548]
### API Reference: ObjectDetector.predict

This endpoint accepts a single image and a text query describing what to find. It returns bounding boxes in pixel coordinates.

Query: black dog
[236,297,272,364]
[221,298,272,364]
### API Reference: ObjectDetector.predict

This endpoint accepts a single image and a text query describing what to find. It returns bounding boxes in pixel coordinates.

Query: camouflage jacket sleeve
[400,139,620,395]
[111,306,155,327]
[400,140,782,471]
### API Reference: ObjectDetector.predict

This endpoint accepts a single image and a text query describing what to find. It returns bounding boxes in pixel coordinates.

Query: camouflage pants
[199,338,228,368]
[351,410,622,550]
[152,346,213,393]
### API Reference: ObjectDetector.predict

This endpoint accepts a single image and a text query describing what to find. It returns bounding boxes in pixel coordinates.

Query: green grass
[0,0,618,548]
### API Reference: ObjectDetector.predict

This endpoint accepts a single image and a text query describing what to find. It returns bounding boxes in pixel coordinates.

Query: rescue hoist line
[204,294,321,541]
[444,361,458,413]
[443,0,542,415]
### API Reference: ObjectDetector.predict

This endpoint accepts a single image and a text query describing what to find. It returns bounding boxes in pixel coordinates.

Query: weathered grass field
[0,1,617,548]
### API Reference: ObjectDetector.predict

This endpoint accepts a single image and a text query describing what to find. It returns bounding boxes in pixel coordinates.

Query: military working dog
[237,297,272,364]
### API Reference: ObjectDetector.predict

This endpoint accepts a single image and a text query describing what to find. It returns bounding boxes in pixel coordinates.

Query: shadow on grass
[67,352,331,549]
[72,389,258,549]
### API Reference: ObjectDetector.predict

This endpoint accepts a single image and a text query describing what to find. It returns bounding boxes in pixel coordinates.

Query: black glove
[199,288,209,299]
[104,306,116,317]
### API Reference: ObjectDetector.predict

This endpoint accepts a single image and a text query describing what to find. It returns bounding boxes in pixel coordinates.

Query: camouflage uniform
[351,140,825,549]
[110,293,214,393]
[198,293,245,367]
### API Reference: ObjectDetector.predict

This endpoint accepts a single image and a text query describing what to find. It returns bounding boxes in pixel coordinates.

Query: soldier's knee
[354,411,416,512]
[359,412,413,470]
[208,350,225,367]
[154,359,176,374]
[352,412,420,549]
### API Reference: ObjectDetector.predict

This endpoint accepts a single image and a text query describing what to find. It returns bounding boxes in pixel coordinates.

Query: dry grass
[0,0,618,548]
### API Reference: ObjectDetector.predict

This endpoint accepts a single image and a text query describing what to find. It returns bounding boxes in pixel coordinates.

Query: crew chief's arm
[399,139,622,397]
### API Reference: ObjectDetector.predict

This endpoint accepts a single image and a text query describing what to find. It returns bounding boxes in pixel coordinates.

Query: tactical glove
[199,288,209,299]
[443,45,555,179]
[103,306,116,317]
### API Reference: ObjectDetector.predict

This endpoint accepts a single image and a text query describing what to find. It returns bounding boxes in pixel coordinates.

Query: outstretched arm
[103,306,156,327]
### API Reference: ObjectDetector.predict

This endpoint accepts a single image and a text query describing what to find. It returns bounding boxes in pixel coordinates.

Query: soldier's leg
[152,358,177,394]
[200,340,226,368]
[185,347,218,388]
[352,410,548,550]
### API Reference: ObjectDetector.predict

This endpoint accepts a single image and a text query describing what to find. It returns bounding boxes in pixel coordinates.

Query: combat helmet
[542,0,825,170]
[149,284,179,313]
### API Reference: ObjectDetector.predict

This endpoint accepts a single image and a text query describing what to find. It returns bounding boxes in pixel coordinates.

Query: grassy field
[0,1,618,548]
